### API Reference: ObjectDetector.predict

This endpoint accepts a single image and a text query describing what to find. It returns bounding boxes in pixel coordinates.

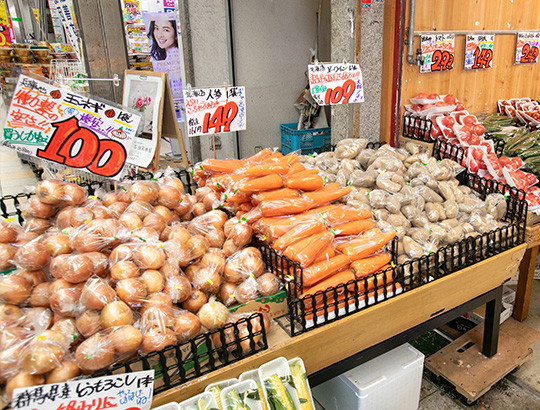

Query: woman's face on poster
[153,20,175,50]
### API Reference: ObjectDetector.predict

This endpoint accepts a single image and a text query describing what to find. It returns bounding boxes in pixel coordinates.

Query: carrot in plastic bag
[332,220,375,236]
[302,254,351,287]
[351,253,392,277]
[284,169,319,183]
[243,148,273,165]
[313,246,335,263]
[239,174,283,192]
[252,188,300,204]
[272,220,325,252]
[300,269,356,308]
[294,231,334,268]
[201,158,244,173]
[303,187,352,207]
[285,174,324,192]
[341,231,396,261]
[323,207,372,226]
[242,206,263,224]
[262,214,321,239]
[242,163,290,177]
[285,162,306,175]
[260,197,312,217]
[283,234,320,261]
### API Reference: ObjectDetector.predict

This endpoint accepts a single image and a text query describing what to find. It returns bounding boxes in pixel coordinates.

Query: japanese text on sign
[1,75,142,180]
[515,32,540,64]
[420,33,455,73]
[465,34,494,70]
[12,371,154,410]
[184,86,246,137]
[308,63,364,106]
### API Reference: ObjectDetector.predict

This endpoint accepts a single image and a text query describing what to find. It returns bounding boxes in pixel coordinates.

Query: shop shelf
[280,122,331,155]
[255,171,527,337]
[91,313,268,395]
[0,169,194,225]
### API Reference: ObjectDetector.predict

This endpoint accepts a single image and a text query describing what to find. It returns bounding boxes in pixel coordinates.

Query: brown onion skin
[116,278,147,307]
[29,283,50,308]
[174,313,201,342]
[181,290,208,314]
[101,301,133,328]
[75,333,115,372]
[76,310,103,338]
[14,241,50,270]
[0,222,18,244]
[0,275,32,305]
[6,372,45,398]
[80,280,116,310]
[42,235,72,256]
[36,180,64,204]
[0,243,17,270]
[109,325,142,354]
[140,327,176,355]
[27,197,55,219]
[46,361,81,384]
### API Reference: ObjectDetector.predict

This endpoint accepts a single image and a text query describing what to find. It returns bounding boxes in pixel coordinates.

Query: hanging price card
[11,371,154,410]
[184,86,246,137]
[307,63,364,106]
[420,33,455,73]
[1,75,142,180]
[465,34,494,70]
[515,32,540,64]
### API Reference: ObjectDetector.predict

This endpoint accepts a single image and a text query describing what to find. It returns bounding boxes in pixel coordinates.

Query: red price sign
[37,117,127,178]
[516,32,540,64]
[184,86,246,137]
[324,79,356,105]
[430,50,454,71]
[202,101,239,134]
[472,47,493,69]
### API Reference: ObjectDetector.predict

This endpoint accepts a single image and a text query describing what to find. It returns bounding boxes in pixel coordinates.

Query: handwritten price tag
[11,370,154,410]
[1,75,141,180]
[465,34,494,70]
[308,63,364,106]
[515,32,540,64]
[420,34,455,73]
[184,86,246,137]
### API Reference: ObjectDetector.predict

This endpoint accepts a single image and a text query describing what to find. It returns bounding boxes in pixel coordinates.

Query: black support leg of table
[482,285,503,357]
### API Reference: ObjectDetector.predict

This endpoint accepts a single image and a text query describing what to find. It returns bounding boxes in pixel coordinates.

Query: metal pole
[406,0,419,65]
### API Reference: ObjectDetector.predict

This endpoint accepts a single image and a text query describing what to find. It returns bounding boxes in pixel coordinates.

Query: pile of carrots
[193,149,399,317]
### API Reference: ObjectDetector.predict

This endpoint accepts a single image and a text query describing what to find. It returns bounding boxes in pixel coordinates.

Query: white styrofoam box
[464,301,514,325]
[502,285,516,305]
[152,403,180,410]
[312,343,424,410]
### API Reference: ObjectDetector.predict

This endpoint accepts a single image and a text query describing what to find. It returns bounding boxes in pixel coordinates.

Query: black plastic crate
[91,313,268,395]
[0,170,194,225]
[403,113,433,141]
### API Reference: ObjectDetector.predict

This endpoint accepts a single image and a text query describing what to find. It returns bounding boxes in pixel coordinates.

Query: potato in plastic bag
[402,236,424,259]
[350,169,377,188]
[368,156,405,174]
[334,138,367,159]
[357,149,375,169]
[376,174,402,193]
[485,193,507,220]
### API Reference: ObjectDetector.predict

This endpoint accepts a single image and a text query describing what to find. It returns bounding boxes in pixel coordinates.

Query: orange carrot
[260,198,312,217]
[243,148,273,165]
[340,231,396,261]
[294,231,334,268]
[302,255,351,287]
[261,214,321,239]
[300,269,356,308]
[238,202,253,212]
[252,188,300,204]
[313,246,336,263]
[303,187,352,207]
[243,163,290,177]
[201,158,244,173]
[286,162,306,175]
[283,234,320,261]
[209,174,245,191]
[351,253,392,277]
[224,190,251,203]
[239,174,283,192]
[359,228,383,239]
[284,169,319,182]
[285,174,324,192]
[332,220,375,236]
[242,206,263,224]
[319,206,373,226]
[272,220,325,252]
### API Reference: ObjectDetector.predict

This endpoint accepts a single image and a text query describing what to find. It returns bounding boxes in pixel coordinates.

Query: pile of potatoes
[0,173,279,398]
[301,140,509,265]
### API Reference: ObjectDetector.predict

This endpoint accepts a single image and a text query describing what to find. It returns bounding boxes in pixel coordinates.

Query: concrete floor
[2,100,540,409]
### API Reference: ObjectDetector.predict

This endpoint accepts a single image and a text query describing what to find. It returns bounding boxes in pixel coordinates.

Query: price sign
[11,370,154,410]
[420,34,455,73]
[308,63,364,106]
[1,75,141,180]
[515,32,540,64]
[184,86,246,137]
[465,34,494,70]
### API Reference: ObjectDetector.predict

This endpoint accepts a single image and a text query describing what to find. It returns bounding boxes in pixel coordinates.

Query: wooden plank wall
[401,0,540,116]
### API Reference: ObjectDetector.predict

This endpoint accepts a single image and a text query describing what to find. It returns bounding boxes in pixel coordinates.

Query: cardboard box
[228,289,288,319]
[399,135,435,156]
[462,301,514,325]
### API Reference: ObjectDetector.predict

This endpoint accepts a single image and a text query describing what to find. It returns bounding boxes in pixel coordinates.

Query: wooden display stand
[123,70,189,171]
[426,319,540,404]
[150,244,527,408]
[513,220,540,321]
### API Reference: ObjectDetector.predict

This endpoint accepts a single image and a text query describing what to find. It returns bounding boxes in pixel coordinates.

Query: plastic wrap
[223,248,264,284]
[36,180,87,207]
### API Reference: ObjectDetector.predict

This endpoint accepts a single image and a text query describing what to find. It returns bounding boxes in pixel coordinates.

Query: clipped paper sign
[1,75,141,180]
[465,34,494,70]
[11,370,155,410]
[515,32,540,64]
[307,63,364,106]
[420,33,455,73]
[184,86,246,137]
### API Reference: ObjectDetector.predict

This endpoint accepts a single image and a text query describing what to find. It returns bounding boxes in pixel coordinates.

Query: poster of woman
[143,11,185,122]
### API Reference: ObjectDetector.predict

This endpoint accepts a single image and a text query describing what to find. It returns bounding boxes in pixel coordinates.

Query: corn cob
[209,385,223,410]
[257,381,269,410]
[265,374,297,410]
[290,362,313,410]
